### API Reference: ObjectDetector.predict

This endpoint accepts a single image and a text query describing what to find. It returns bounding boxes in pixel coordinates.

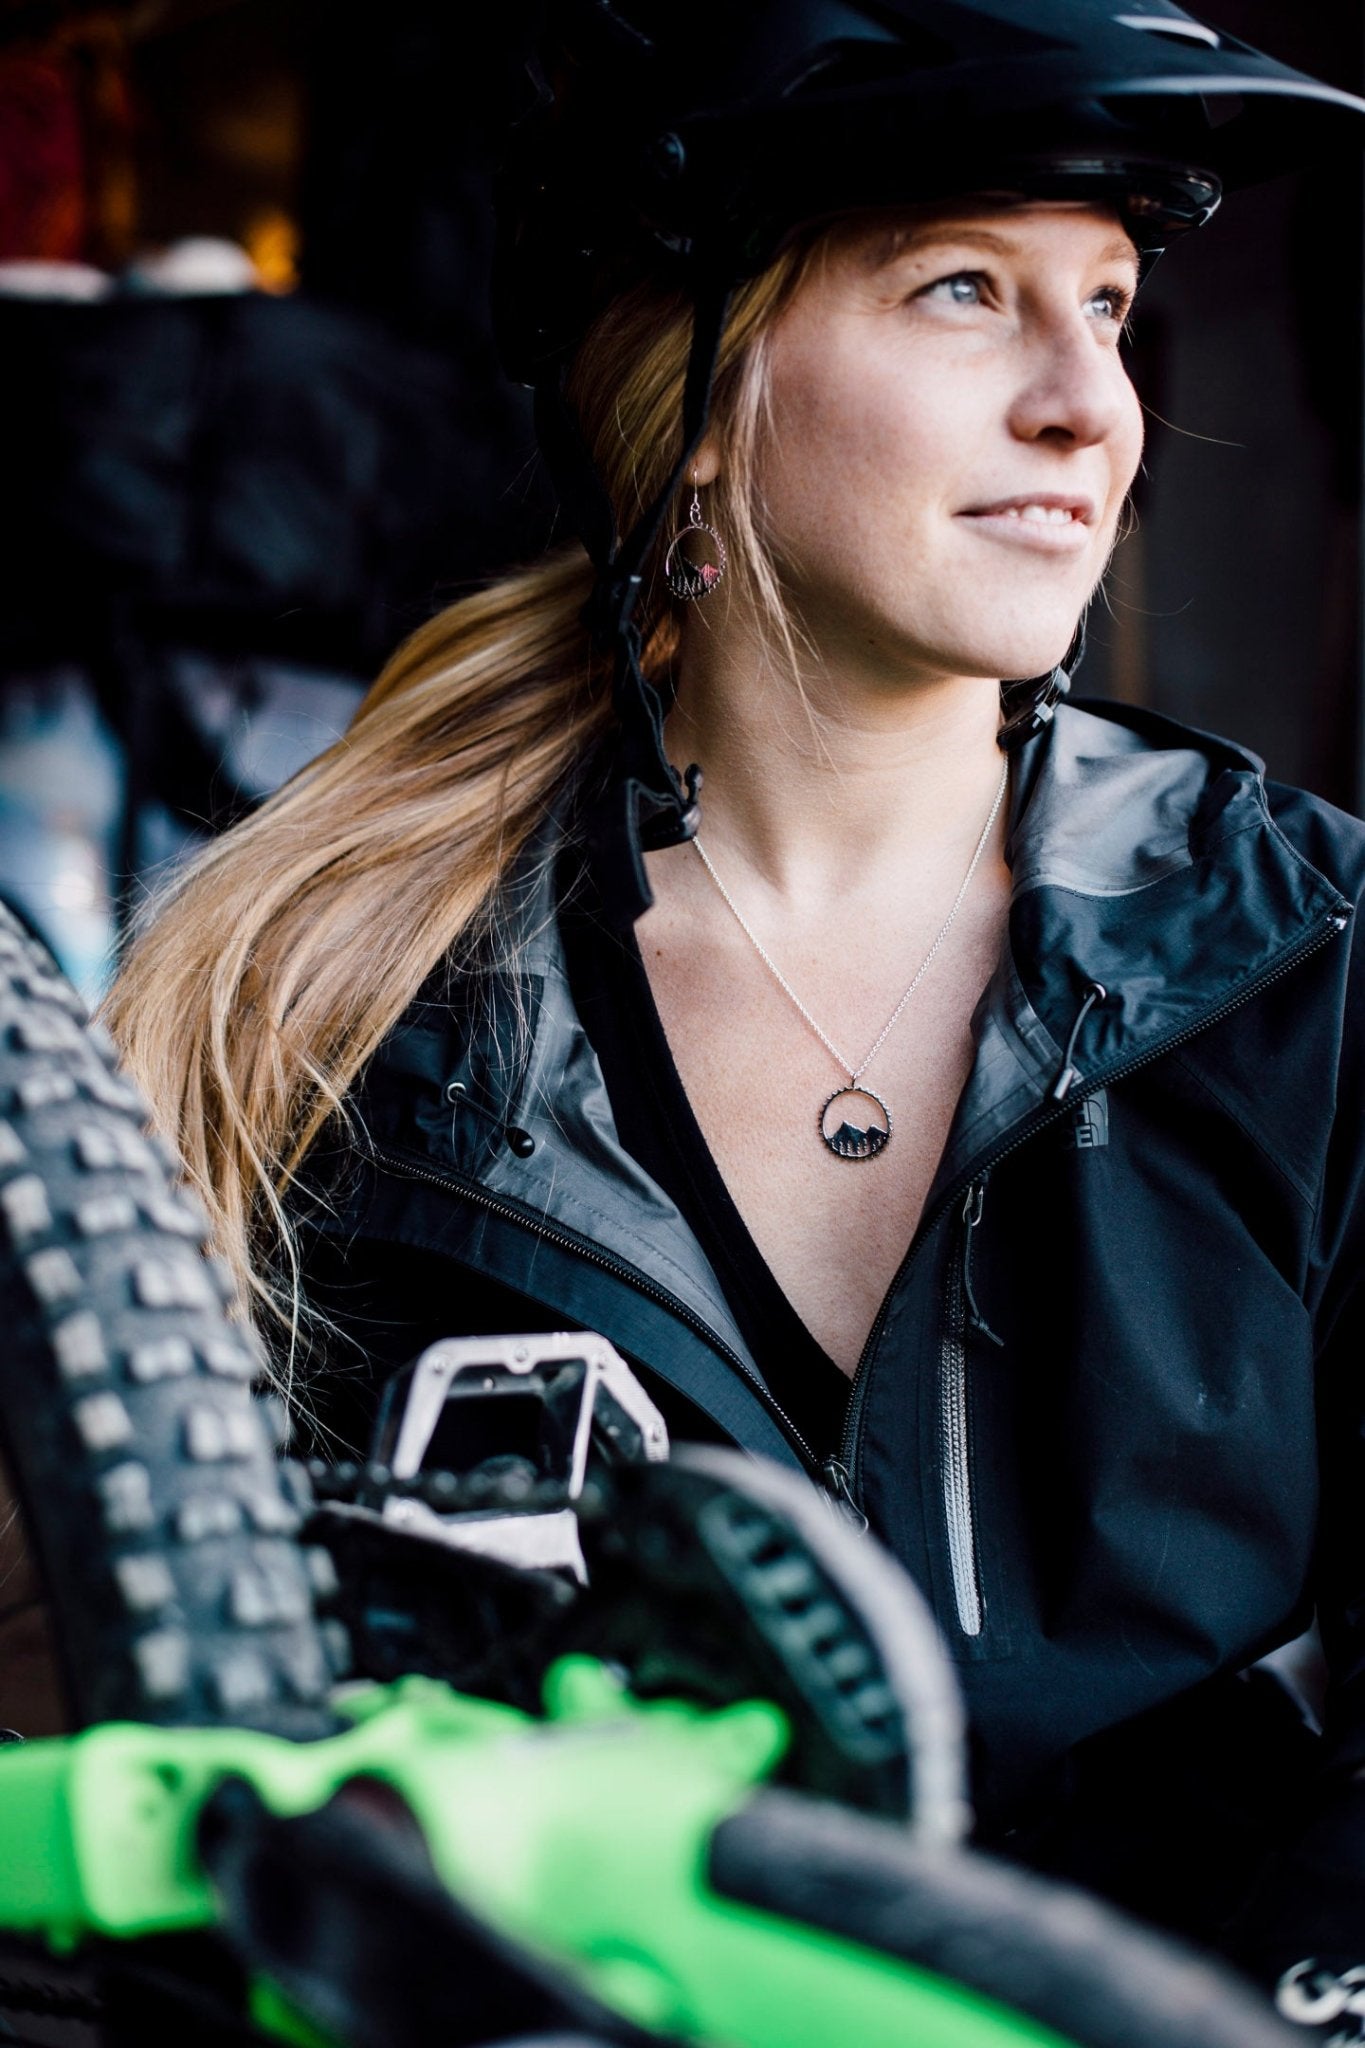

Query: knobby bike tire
[0,907,336,1739]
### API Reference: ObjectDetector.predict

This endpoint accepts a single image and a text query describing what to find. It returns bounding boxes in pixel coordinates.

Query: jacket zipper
[942,1180,988,1636]
[370,1144,831,1486]
[837,903,1353,1563]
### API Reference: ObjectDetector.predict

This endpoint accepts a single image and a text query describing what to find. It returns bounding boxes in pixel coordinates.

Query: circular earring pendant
[664,490,727,602]
[820,1086,891,1162]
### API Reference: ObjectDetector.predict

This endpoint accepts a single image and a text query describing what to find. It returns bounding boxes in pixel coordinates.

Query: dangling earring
[664,482,727,602]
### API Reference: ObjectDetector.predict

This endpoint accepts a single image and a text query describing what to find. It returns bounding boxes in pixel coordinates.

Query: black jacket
[296,700,1365,1982]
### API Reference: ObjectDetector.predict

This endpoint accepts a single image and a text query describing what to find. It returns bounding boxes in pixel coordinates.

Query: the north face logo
[1062,1090,1108,1151]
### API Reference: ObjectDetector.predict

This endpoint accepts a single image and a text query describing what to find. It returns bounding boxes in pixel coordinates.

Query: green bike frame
[0,1658,1072,2048]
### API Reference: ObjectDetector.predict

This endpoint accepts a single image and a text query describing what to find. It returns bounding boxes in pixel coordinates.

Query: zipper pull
[821,1458,869,1534]
[961,1178,1003,1349]
[1051,981,1108,1102]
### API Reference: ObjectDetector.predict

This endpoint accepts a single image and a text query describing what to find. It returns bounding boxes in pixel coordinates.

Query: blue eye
[1087,284,1133,325]
[923,272,984,305]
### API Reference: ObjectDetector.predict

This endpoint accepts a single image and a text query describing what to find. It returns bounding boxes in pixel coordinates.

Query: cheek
[765,333,883,486]
[761,327,955,556]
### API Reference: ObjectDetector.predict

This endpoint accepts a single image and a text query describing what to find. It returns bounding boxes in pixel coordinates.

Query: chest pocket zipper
[942,1176,999,1638]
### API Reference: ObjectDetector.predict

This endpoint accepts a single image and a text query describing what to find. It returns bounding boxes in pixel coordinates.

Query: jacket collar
[930,701,1349,1200]
[364,701,1348,1408]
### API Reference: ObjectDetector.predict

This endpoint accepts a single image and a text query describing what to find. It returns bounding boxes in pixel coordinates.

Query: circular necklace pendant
[820,1086,891,1162]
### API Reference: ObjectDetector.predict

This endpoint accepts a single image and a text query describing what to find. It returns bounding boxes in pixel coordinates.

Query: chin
[932,637,1077,686]
[879,596,1084,686]
[1000,644,1076,684]
[955,610,1086,682]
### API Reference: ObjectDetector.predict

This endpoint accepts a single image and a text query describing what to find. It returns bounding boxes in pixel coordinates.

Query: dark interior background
[0,0,1360,995]
[1084,2,1365,812]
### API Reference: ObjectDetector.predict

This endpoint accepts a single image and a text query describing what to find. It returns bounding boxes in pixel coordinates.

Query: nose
[1006,314,1134,453]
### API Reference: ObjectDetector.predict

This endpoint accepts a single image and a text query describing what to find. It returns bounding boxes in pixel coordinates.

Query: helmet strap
[578,267,734,926]
[999,614,1087,751]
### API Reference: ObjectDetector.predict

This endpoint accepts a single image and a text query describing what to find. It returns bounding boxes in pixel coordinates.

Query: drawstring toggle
[1051,982,1108,1102]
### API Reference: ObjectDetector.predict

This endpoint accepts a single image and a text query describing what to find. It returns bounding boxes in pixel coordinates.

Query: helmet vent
[1114,14,1221,49]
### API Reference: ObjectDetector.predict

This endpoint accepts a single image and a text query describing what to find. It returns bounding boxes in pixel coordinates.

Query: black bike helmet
[495,0,1365,919]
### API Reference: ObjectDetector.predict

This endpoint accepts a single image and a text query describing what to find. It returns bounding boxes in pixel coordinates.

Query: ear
[689,437,722,488]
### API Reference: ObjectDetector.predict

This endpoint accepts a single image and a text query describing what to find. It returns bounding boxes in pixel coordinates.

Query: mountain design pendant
[820,1086,891,1162]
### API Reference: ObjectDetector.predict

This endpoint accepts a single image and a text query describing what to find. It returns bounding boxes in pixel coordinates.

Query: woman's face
[754,201,1144,690]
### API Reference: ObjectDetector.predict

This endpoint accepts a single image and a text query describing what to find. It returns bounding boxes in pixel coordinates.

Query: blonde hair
[106,244,814,1385]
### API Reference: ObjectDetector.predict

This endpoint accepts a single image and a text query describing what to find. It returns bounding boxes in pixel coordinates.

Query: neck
[660,601,1008,909]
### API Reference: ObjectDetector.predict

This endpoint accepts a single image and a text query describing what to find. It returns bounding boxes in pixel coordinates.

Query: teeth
[1003,504,1075,523]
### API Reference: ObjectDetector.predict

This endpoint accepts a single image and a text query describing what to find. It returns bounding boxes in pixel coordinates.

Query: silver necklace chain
[692,756,1009,1085]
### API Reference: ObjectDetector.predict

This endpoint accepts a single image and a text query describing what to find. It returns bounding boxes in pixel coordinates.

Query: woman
[109,0,1365,2013]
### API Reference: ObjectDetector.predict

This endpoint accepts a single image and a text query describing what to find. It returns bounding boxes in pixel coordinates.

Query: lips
[956,491,1098,554]
[960,492,1096,526]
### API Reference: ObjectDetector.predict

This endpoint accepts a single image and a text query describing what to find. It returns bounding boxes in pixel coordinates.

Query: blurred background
[0,0,1359,1000]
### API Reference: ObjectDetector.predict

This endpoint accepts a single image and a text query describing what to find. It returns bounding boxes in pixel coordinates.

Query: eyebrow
[871,223,1139,273]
